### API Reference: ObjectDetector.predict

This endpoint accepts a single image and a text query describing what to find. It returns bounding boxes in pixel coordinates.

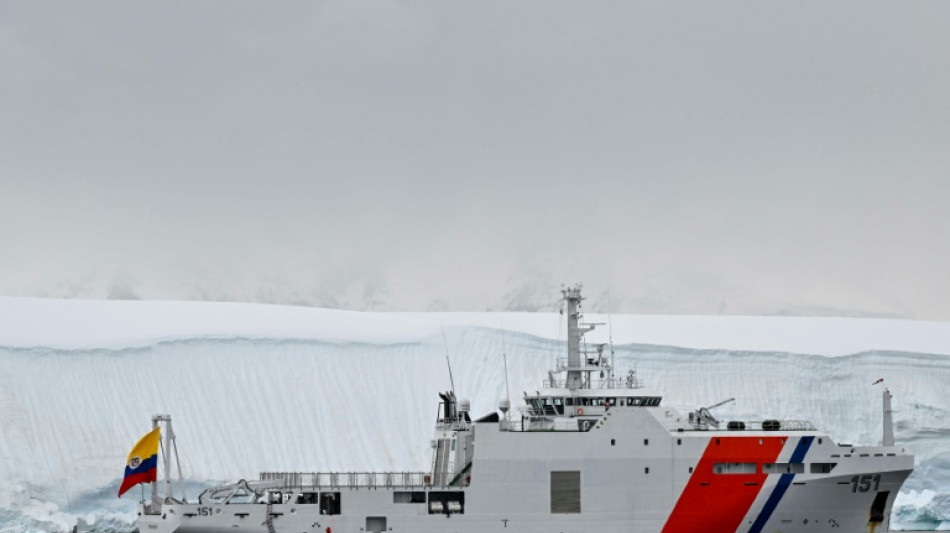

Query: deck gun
[689,397,735,429]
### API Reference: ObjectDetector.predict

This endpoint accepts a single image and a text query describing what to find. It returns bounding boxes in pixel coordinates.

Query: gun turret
[689,398,736,429]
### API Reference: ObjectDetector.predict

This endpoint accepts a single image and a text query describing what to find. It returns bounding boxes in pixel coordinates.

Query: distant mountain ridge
[4,273,917,320]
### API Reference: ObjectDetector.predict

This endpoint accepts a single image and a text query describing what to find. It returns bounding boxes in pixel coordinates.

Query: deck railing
[259,471,433,489]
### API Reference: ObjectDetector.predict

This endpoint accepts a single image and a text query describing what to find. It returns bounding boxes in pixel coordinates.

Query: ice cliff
[0,297,948,531]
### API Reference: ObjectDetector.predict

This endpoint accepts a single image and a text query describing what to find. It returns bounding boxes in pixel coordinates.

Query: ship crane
[689,397,735,429]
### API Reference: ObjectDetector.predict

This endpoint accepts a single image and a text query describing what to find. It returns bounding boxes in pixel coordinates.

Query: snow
[0,297,948,531]
[3,296,950,356]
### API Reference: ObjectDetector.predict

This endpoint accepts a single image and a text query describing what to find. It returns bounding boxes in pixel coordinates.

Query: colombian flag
[118,427,160,497]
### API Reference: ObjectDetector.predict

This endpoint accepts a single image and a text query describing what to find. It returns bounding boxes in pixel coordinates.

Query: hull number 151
[850,474,881,493]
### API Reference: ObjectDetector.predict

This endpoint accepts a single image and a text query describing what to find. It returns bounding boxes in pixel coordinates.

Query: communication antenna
[556,288,565,368]
[501,313,511,409]
[441,323,457,396]
[608,293,616,382]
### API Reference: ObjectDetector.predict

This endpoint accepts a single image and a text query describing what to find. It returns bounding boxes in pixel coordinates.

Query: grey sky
[1,1,948,318]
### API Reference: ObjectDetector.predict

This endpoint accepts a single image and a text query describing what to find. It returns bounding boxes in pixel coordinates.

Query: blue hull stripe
[747,436,814,533]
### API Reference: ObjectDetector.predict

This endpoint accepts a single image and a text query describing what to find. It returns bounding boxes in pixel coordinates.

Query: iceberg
[0,297,948,531]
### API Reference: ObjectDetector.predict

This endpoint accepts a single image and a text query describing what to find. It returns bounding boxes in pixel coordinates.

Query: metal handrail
[259,471,437,489]
[767,419,817,431]
[686,419,818,431]
[505,417,590,432]
[541,377,643,390]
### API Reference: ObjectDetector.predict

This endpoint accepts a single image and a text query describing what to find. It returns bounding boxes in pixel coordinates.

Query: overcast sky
[1,1,948,318]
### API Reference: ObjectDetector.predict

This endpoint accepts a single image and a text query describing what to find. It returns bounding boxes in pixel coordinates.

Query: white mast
[883,388,895,447]
[563,284,594,390]
[150,414,184,505]
[150,416,160,507]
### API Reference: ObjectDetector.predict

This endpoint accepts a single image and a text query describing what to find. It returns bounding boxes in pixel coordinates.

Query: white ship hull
[139,411,912,533]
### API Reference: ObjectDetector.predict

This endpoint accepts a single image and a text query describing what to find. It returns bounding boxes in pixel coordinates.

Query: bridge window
[528,399,541,414]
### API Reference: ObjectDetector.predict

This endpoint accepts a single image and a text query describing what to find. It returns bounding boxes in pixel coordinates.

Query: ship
[136,285,913,533]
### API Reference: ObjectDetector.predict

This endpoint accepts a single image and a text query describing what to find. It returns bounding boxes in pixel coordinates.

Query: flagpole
[151,415,160,510]
[164,417,173,501]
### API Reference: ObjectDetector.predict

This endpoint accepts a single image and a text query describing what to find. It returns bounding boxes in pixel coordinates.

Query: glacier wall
[1,328,949,531]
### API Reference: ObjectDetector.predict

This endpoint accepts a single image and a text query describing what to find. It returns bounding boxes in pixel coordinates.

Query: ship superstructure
[138,285,913,533]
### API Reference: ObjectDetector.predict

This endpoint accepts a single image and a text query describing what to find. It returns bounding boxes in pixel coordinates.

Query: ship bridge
[499,285,668,432]
[509,286,821,435]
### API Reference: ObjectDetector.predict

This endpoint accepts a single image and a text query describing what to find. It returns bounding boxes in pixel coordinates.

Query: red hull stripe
[661,436,786,533]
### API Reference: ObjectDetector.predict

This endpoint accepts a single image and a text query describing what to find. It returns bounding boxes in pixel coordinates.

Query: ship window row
[393,491,426,503]
[393,491,465,514]
[288,492,341,515]
[569,396,661,407]
[714,462,837,475]
[527,396,661,414]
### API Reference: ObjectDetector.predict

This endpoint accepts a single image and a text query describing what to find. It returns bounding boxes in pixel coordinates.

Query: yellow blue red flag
[118,427,160,497]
